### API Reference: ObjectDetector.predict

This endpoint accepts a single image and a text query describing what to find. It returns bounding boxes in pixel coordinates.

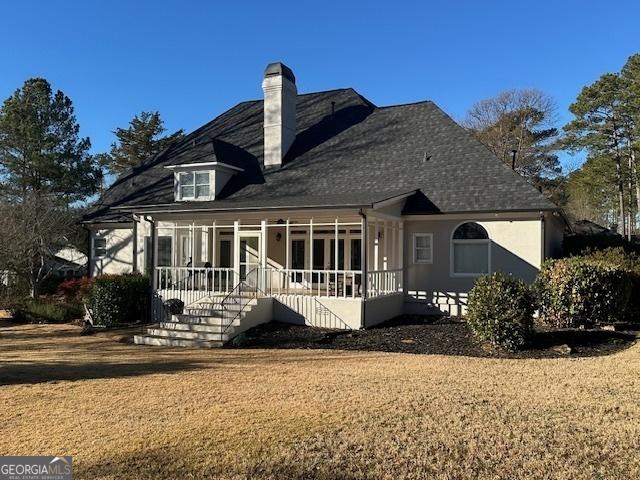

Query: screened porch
[149,212,404,305]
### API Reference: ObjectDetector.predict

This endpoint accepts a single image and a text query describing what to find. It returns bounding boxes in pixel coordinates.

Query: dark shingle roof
[84,88,556,222]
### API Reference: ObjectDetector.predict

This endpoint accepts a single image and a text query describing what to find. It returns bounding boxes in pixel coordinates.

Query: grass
[0,323,639,479]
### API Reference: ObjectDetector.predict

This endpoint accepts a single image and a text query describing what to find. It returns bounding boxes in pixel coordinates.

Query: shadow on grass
[0,360,203,386]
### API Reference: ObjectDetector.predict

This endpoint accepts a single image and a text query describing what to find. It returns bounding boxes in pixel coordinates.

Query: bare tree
[464,89,561,181]
[0,194,76,297]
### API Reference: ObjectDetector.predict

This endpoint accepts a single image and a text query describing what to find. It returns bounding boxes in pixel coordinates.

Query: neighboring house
[50,247,88,279]
[83,62,564,347]
[1,246,86,289]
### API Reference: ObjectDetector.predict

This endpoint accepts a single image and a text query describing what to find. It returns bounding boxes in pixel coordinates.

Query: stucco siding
[404,216,544,316]
[91,227,134,276]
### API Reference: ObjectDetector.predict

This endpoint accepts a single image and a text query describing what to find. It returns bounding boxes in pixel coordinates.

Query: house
[83,62,564,347]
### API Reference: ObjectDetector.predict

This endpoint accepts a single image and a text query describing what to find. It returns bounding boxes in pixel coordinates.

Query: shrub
[13,298,83,323]
[89,274,150,326]
[580,248,640,322]
[535,256,632,328]
[58,277,95,302]
[467,273,535,351]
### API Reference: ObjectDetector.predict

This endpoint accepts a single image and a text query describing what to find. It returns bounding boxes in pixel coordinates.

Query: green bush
[535,256,632,328]
[14,298,83,323]
[89,274,150,326]
[467,273,535,351]
[580,248,640,321]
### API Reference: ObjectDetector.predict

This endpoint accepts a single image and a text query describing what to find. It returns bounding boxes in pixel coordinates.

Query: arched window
[451,222,490,276]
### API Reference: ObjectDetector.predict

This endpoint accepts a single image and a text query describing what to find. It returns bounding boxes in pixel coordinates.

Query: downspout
[359,209,368,329]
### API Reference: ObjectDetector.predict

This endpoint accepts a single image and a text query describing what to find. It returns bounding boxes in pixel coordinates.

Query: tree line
[464,53,640,239]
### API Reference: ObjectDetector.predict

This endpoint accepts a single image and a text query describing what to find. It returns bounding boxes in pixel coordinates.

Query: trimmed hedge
[535,255,632,328]
[467,273,535,351]
[89,274,150,327]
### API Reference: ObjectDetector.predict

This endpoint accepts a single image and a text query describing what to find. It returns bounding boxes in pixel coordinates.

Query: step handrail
[219,267,266,335]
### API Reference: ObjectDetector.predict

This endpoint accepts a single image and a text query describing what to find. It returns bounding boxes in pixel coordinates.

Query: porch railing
[155,266,235,307]
[367,269,403,298]
[152,266,403,306]
[260,268,363,298]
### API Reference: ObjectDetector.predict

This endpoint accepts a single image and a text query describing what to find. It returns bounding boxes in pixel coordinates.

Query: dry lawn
[0,323,639,480]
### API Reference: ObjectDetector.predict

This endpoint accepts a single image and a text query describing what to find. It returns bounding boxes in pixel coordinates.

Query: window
[350,239,362,270]
[178,171,210,200]
[144,236,172,273]
[413,233,433,264]
[219,240,232,268]
[451,222,490,276]
[94,238,106,258]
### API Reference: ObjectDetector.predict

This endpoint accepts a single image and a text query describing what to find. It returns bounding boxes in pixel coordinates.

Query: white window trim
[413,233,433,264]
[449,222,491,278]
[176,170,213,201]
[93,237,107,258]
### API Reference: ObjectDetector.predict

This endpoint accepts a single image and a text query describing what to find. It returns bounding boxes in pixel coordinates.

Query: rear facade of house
[84,62,564,347]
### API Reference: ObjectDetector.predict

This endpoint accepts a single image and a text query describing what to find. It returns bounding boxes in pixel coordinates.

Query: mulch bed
[229,316,639,358]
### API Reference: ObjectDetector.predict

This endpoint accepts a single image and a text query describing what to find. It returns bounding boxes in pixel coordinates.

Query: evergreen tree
[564,73,632,236]
[101,111,184,176]
[0,78,101,205]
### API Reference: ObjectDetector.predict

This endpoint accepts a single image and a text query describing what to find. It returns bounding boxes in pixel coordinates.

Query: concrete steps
[134,295,254,348]
[133,335,224,348]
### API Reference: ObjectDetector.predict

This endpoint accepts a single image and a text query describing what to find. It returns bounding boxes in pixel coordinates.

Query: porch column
[151,218,158,290]
[132,215,138,273]
[171,222,177,267]
[285,219,290,269]
[308,218,314,289]
[261,219,267,289]
[398,221,404,270]
[361,214,367,299]
[190,223,195,266]
[391,221,396,269]
[335,218,340,297]
[373,220,379,271]
[334,218,339,271]
[211,221,217,266]
[383,221,389,270]
[233,220,240,284]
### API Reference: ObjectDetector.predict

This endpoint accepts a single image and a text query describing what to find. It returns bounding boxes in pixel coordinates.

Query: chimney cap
[264,62,295,83]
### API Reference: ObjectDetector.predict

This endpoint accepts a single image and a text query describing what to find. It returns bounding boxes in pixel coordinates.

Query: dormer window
[179,171,211,200]
[167,161,244,202]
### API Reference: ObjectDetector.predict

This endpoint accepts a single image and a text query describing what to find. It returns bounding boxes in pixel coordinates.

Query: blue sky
[1,0,638,170]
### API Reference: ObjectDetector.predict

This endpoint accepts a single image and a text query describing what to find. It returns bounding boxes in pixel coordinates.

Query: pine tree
[0,78,101,205]
[101,111,184,176]
[564,73,631,236]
